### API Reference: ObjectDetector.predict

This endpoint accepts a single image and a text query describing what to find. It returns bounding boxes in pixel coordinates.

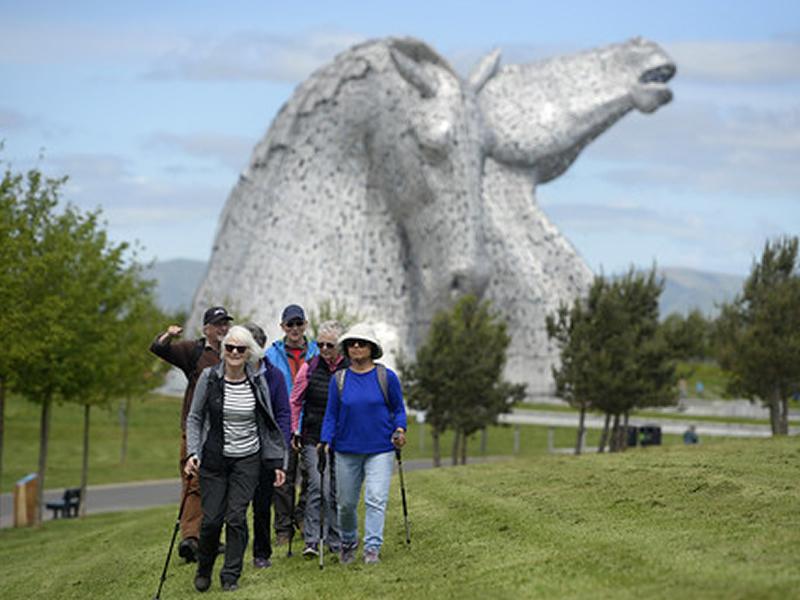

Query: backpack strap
[336,365,391,413]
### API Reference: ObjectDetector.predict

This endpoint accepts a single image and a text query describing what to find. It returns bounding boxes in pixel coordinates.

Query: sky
[1,0,798,277]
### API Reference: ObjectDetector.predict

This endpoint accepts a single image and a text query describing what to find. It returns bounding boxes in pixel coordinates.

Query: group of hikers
[151,304,408,592]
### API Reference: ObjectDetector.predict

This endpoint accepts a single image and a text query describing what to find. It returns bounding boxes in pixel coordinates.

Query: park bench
[45,487,81,519]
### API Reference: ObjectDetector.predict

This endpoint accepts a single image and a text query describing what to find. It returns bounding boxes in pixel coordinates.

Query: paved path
[0,457,508,529]
[500,409,800,438]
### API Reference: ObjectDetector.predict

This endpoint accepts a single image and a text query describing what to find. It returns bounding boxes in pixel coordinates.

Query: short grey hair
[222,325,262,366]
[317,320,343,341]
[242,321,267,350]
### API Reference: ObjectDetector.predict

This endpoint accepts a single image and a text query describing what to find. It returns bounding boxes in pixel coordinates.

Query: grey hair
[242,321,267,350]
[222,325,263,366]
[317,320,344,341]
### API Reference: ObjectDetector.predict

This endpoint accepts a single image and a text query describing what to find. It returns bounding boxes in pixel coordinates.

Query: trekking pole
[153,474,193,600]
[394,448,411,545]
[317,444,327,570]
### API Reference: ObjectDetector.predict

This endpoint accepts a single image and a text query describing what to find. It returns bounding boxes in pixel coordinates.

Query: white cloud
[583,101,800,197]
[666,40,800,85]
[145,132,255,170]
[145,29,366,83]
[0,107,37,131]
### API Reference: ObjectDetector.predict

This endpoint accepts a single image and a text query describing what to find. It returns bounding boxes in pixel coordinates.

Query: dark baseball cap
[281,304,306,323]
[203,306,234,325]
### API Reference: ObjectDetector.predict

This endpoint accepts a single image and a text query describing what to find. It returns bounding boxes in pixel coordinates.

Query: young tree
[402,295,524,466]
[3,161,161,522]
[547,269,678,453]
[715,236,800,435]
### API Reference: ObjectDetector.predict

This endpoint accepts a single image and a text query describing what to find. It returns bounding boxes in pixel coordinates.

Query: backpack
[335,364,391,413]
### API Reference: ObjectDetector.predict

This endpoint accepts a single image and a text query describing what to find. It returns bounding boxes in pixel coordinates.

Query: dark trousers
[197,452,260,585]
[252,464,275,559]
[273,449,307,536]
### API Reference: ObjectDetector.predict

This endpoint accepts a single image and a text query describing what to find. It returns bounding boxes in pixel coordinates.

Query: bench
[45,487,81,519]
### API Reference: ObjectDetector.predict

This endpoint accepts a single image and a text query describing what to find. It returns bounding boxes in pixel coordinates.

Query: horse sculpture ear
[390,47,439,98]
[468,48,501,92]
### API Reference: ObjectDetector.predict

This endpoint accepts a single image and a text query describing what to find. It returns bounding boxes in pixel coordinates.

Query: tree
[401,295,524,466]
[660,309,713,361]
[2,160,162,522]
[715,236,800,435]
[547,268,678,453]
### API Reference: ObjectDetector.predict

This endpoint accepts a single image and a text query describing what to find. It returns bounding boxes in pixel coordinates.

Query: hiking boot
[194,574,211,592]
[363,547,380,565]
[179,537,198,563]
[253,557,272,569]
[302,543,319,558]
[221,580,239,592]
[339,541,358,565]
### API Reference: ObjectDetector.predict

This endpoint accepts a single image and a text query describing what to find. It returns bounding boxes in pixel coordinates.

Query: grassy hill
[1,438,798,599]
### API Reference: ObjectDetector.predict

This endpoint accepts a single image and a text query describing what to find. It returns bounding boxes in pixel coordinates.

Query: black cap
[203,306,234,325]
[281,304,305,323]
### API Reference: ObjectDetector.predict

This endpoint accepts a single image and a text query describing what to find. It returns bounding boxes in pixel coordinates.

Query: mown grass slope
[2,437,798,599]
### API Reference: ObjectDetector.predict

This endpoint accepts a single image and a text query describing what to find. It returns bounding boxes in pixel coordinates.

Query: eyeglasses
[224,344,247,354]
[318,342,336,349]
[285,319,304,328]
[346,339,369,348]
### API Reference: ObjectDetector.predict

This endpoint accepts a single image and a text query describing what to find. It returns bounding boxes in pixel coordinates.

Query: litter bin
[14,473,38,527]
[639,425,662,446]
[626,426,639,448]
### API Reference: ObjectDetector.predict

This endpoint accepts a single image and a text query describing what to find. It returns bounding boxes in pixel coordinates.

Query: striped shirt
[223,379,260,458]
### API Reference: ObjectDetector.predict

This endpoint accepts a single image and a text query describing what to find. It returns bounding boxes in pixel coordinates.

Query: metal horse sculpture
[188,36,676,395]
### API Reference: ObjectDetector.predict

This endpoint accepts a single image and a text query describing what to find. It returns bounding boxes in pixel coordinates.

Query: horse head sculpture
[187,36,676,396]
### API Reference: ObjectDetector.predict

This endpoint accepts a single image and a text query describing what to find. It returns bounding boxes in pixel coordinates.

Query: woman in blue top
[320,323,407,565]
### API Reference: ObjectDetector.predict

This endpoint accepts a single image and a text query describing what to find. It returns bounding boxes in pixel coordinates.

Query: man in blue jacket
[265,304,319,546]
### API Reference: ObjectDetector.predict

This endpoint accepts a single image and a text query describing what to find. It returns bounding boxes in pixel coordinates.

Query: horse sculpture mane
[188,36,675,396]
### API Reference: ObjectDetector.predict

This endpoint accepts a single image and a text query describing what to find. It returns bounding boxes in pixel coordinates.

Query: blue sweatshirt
[320,366,407,454]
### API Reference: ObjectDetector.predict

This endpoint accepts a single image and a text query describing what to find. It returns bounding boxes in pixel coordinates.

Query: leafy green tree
[715,236,800,435]
[402,295,524,466]
[547,269,677,453]
[2,160,163,521]
[660,309,713,361]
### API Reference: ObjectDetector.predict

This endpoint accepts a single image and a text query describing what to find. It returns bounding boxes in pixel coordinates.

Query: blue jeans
[335,451,394,552]
[301,444,340,548]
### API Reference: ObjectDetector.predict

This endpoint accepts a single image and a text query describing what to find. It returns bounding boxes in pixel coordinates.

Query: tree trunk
[768,400,780,435]
[0,376,5,518]
[451,430,461,466]
[119,397,130,464]
[460,432,468,465]
[779,397,789,435]
[36,394,52,526]
[621,411,630,452]
[575,403,586,455]
[432,428,441,468]
[609,413,621,453]
[480,427,487,456]
[598,412,611,453]
[80,404,90,517]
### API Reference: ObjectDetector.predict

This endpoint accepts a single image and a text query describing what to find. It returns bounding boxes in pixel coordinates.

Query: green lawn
[2,393,724,494]
[1,437,798,599]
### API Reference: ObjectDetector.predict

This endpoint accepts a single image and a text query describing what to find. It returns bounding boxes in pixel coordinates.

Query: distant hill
[145,260,744,319]
[144,258,207,314]
[658,266,744,317]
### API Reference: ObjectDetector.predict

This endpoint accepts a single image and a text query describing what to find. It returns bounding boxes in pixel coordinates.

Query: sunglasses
[346,339,369,348]
[318,342,336,349]
[224,344,248,354]
[285,319,304,328]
